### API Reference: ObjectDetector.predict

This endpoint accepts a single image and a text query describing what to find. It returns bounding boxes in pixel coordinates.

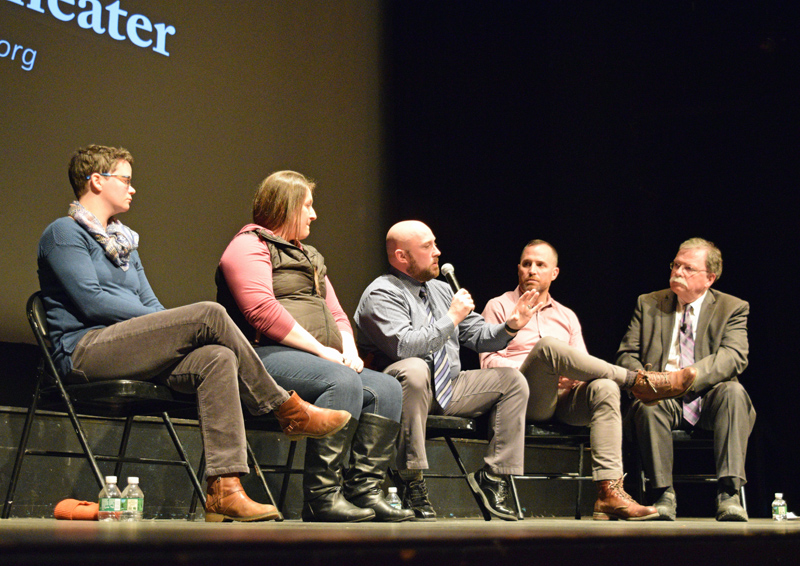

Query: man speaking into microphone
[354,220,539,521]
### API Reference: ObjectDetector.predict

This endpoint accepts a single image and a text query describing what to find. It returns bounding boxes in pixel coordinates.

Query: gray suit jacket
[616,288,749,395]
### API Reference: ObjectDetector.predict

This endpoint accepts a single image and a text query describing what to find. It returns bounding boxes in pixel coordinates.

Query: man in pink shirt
[481,240,694,520]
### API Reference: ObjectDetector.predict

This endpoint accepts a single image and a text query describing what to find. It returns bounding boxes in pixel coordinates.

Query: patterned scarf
[68,201,139,271]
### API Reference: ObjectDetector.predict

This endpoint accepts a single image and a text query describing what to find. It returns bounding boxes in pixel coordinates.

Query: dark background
[382,1,800,518]
[2,1,799,518]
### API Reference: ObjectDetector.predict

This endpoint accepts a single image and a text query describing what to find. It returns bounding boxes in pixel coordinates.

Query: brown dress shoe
[205,476,281,522]
[630,367,697,406]
[593,477,659,521]
[275,391,351,438]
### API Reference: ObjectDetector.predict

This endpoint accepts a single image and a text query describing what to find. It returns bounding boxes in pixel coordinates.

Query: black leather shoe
[716,492,748,522]
[653,490,677,521]
[467,467,518,521]
[400,477,437,521]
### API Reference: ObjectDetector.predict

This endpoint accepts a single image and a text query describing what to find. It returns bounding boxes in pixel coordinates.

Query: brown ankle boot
[593,477,659,521]
[205,476,281,522]
[275,391,351,438]
[630,367,697,406]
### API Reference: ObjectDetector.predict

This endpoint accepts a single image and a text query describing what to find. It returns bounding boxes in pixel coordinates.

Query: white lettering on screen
[0,38,37,70]
[6,0,176,56]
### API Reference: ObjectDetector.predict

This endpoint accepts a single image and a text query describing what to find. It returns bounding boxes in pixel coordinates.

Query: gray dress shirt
[354,267,512,376]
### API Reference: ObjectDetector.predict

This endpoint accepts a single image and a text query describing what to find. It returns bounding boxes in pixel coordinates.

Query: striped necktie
[420,286,453,409]
[680,305,702,425]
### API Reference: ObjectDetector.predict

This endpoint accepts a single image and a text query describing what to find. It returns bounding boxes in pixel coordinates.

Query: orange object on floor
[54,499,99,520]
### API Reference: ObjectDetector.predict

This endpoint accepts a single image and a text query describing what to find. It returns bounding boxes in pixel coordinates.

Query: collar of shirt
[678,290,707,335]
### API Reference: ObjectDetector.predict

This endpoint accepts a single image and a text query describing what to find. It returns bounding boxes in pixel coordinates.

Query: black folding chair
[2,292,205,519]
[511,422,592,519]
[633,428,747,512]
[386,415,494,520]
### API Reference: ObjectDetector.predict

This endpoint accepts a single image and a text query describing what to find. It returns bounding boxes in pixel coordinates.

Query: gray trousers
[629,380,755,490]
[520,336,629,481]
[71,302,290,478]
[385,358,528,476]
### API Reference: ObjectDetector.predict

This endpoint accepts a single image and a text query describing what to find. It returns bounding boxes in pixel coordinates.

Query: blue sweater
[37,217,164,376]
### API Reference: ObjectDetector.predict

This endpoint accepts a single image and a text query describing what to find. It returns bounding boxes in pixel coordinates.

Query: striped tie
[420,286,453,409]
[680,305,702,425]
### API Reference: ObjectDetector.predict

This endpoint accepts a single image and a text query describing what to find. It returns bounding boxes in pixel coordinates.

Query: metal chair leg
[160,412,205,518]
[2,375,43,519]
[113,416,135,480]
[575,441,586,520]
[444,436,491,521]
[246,440,283,521]
[277,440,297,512]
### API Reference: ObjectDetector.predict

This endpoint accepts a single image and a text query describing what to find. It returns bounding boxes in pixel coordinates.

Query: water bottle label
[99,498,121,512]
[125,498,143,512]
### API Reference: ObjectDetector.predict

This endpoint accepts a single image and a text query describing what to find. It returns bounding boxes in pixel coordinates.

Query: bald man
[354,221,540,521]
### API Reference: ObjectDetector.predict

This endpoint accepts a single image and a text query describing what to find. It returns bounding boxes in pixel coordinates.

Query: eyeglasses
[86,173,132,186]
[669,261,707,277]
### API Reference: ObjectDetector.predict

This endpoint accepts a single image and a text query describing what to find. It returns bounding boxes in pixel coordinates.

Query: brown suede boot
[275,391,351,438]
[630,367,697,406]
[593,477,659,521]
[205,475,281,522]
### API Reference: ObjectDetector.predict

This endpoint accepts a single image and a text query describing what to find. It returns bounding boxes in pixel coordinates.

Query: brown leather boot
[275,391,351,438]
[593,477,659,521]
[205,475,281,522]
[630,367,697,406]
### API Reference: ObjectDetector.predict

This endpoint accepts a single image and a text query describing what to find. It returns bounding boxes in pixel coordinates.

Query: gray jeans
[71,302,290,478]
[385,358,528,476]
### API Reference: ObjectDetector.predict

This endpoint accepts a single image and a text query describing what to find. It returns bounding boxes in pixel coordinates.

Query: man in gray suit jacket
[617,238,755,522]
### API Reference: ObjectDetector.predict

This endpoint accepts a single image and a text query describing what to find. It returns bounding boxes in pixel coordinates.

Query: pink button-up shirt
[480,287,586,392]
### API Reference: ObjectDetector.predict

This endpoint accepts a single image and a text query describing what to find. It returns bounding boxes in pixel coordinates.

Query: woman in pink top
[217,171,411,523]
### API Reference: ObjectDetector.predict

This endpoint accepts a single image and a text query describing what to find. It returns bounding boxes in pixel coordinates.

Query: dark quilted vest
[216,229,343,352]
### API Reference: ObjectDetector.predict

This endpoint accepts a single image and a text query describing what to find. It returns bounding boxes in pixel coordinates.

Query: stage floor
[3,517,799,566]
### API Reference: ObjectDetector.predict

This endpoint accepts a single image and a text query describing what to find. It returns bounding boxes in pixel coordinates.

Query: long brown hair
[252,170,315,240]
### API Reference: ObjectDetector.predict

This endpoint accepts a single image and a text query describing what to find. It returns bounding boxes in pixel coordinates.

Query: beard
[407,255,439,282]
[521,278,540,292]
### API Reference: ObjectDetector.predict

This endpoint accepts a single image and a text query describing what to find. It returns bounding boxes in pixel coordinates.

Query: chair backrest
[26,291,62,385]
[27,292,48,341]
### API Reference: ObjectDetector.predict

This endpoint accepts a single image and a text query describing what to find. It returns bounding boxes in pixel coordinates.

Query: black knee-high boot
[343,413,415,522]
[301,419,376,522]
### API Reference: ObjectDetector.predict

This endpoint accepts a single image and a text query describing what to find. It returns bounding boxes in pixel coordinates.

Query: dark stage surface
[2,518,800,566]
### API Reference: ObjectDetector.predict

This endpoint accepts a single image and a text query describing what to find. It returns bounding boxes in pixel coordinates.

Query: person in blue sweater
[37,145,350,522]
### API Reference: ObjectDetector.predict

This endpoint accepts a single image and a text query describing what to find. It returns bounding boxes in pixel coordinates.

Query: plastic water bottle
[386,486,402,510]
[772,493,787,521]
[98,476,122,521]
[120,477,144,522]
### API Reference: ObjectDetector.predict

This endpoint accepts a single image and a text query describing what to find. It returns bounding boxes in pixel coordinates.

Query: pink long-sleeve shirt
[218,224,352,343]
[480,286,586,391]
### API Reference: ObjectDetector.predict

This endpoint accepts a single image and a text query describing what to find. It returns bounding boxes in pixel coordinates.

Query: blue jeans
[255,345,402,422]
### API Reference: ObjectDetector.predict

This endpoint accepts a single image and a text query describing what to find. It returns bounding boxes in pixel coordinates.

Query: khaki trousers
[385,358,528,476]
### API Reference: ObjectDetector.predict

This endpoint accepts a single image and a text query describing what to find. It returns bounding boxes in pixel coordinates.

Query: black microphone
[440,263,461,293]
[680,322,687,333]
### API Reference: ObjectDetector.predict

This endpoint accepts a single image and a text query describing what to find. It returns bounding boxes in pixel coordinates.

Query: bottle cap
[388,487,398,493]
[105,476,117,484]
[776,493,783,499]
[127,477,139,484]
